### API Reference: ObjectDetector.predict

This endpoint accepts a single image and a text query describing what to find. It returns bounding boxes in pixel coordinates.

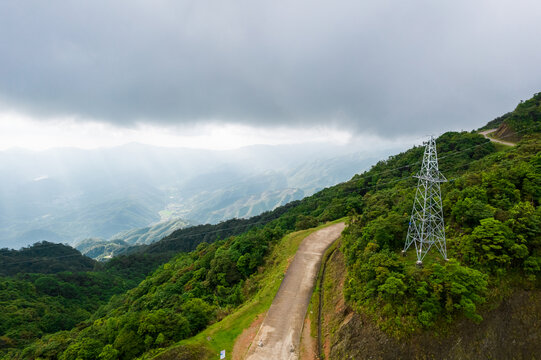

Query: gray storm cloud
[0,0,540,135]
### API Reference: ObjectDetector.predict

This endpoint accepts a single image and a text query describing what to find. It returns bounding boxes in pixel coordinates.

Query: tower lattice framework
[404,136,447,263]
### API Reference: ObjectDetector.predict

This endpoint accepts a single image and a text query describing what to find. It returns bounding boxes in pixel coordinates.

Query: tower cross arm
[414,174,447,182]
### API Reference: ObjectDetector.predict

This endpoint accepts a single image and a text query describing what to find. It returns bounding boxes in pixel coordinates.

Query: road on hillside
[244,222,346,360]
[479,129,515,146]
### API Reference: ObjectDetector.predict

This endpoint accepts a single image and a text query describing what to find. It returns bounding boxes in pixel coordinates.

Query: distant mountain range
[0,142,403,249]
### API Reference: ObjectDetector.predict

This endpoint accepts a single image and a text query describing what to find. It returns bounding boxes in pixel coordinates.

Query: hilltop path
[479,129,515,146]
[244,222,346,360]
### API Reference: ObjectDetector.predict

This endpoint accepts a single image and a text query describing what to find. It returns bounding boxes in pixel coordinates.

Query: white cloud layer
[0,111,356,150]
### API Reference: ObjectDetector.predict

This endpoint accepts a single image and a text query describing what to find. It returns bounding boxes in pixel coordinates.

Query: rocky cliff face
[321,250,541,360]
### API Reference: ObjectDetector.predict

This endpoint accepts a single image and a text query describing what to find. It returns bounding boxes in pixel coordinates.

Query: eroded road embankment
[245,222,346,360]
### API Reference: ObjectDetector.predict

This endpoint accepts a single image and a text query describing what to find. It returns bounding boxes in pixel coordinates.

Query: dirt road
[479,129,515,146]
[244,222,346,360]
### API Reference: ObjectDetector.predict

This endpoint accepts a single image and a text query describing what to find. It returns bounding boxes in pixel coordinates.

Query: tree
[98,344,119,360]
[461,218,515,272]
[181,298,215,334]
[377,274,406,302]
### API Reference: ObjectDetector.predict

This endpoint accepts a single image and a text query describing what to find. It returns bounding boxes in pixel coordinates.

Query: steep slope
[183,188,304,224]
[99,201,304,280]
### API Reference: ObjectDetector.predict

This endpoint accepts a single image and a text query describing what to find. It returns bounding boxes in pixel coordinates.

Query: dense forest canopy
[0,242,96,277]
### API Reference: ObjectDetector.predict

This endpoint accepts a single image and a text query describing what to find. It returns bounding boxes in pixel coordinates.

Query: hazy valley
[0,143,391,250]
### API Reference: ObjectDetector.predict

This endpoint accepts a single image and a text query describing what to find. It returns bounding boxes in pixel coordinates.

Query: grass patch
[152,218,347,360]
[308,236,342,359]
[400,248,448,268]
[492,141,512,151]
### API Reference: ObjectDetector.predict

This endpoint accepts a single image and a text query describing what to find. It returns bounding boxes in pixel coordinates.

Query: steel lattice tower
[403,136,447,264]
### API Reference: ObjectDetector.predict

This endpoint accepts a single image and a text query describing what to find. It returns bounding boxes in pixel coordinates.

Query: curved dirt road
[245,222,346,360]
[479,129,515,146]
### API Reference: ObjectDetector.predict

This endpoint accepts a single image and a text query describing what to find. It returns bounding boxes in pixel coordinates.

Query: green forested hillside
[0,269,137,353]
[342,135,540,336]
[0,242,96,276]
[1,95,539,360]
[0,244,147,353]
[13,227,287,359]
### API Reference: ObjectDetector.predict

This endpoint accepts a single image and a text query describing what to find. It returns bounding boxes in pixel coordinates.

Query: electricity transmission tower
[403,136,448,264]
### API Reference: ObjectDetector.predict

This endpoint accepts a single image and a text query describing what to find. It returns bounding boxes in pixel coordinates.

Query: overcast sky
[0,0,540,150]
